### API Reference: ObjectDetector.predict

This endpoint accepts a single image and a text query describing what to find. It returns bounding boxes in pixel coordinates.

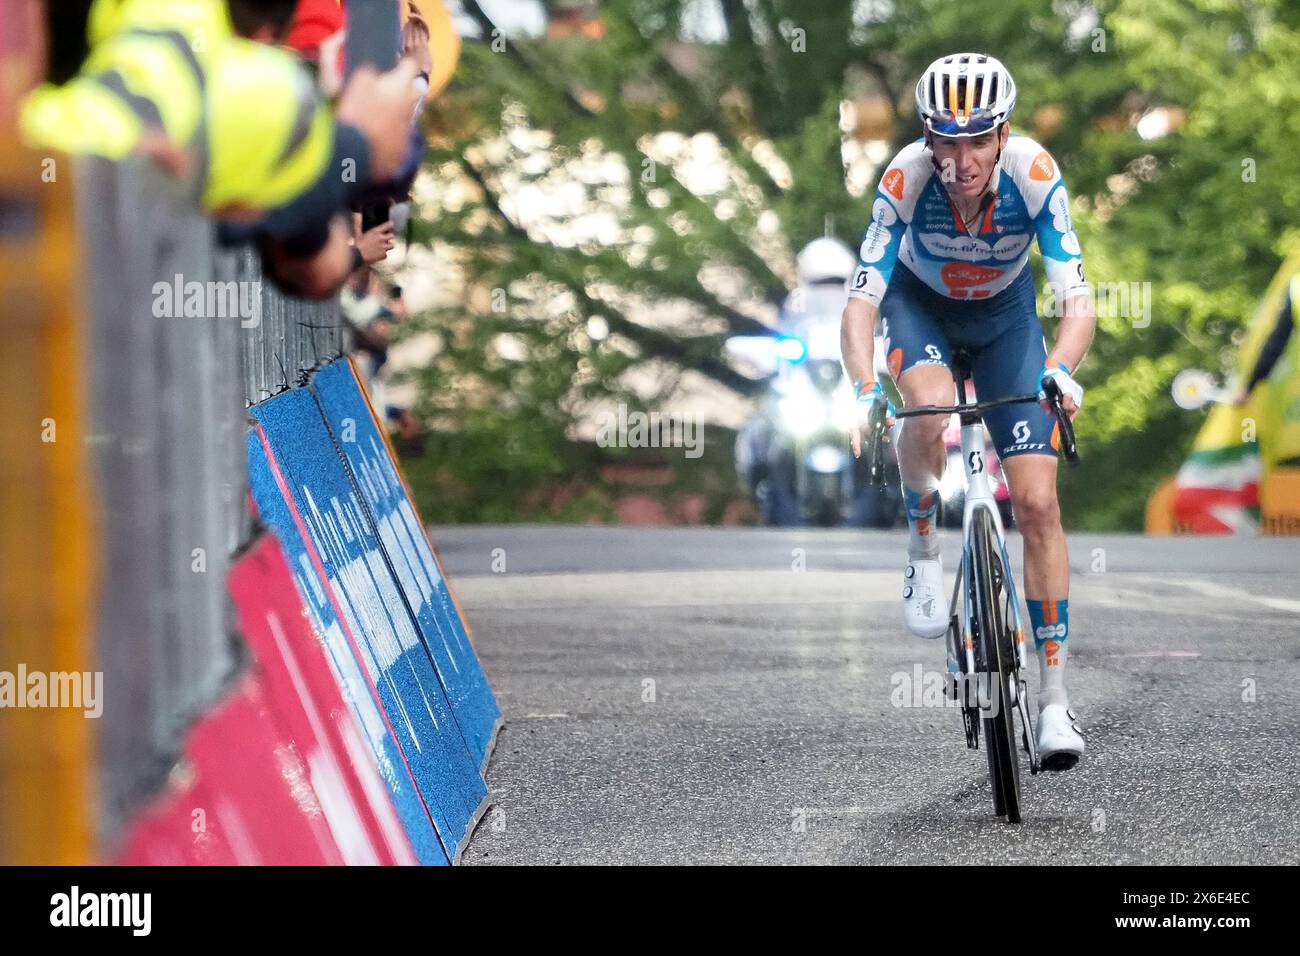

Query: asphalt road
[433,526,1300,865]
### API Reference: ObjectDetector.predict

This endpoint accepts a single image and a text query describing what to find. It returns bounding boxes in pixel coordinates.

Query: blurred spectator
[286,0,346,94]
[21,0,422,298]
[342,272,422,444]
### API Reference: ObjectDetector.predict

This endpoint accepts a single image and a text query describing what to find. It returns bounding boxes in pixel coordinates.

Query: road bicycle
[865,352,1078,822]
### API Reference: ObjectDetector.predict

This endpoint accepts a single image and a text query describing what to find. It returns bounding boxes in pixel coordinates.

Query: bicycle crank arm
[962,704,980,750]
[1014,677,1041,774]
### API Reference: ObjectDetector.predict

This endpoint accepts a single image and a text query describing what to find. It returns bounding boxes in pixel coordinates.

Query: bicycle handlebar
[893,393,1039,418]
[862,377,1079,484]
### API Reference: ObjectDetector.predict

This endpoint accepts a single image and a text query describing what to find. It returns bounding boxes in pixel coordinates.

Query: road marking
[451,570,909,608]
[1125,575,1300,615]
[1109,651,1201,659]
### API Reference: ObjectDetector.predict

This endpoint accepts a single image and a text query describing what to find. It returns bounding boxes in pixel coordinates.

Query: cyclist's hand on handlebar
[1038,361,1082,420]
[849,379,894,459]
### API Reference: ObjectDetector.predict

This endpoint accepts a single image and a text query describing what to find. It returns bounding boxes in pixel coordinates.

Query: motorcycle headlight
[806,445,848,473]
[830,388,858,432]
[778,391,827,436]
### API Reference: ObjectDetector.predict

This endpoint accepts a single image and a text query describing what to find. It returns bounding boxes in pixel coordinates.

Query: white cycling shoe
[903,559,949,639]
[1037,703,1086,771]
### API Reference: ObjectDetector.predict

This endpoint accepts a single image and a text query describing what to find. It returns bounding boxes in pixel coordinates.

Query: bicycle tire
[970,507,1021,822]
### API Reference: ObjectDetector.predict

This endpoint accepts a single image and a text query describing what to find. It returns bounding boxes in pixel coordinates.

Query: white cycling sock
[902,480,941,561]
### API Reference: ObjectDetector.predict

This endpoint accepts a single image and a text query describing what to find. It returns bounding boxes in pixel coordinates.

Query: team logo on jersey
[860,223,891,264]
[871,196,899,226]
[917,232,1030,263]
[940,262,1005,288]
[882,168,905,200]
[1030,150,1056,181]
[990,234,1032,260]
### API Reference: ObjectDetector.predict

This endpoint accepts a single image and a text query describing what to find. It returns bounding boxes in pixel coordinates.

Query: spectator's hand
[135,129,192,178]
[402,2,433,76]
[337,61,422,181]
[355,222,395,264]
[317,30,346,97]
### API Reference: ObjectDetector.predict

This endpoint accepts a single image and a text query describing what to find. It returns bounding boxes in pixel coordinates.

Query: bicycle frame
[954,417,1029,678]
[934,389,1039,778]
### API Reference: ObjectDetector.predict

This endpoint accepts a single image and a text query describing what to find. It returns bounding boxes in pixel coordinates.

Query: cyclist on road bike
[841,53,1093,769]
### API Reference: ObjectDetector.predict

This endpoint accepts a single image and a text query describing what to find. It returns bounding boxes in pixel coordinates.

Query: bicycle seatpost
[949,353,980,425]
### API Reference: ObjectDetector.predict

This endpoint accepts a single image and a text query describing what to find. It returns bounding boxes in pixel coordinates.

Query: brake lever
[1041,377,1079,465]
[866,400,890,485]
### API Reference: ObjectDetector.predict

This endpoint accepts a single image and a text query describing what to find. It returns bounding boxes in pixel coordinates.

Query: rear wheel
[970,507,1021,822]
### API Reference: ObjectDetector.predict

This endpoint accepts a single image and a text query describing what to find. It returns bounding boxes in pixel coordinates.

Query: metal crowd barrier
[76,156,346,842]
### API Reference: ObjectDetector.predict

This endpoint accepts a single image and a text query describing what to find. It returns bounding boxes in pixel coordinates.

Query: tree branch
[453,156,764,397]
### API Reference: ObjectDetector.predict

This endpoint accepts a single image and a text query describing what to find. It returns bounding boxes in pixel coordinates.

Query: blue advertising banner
[248,388,488,862]
[246,433,448,865]
[310,358,502,770]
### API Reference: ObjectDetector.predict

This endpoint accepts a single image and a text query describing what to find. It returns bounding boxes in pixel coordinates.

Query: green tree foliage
[404,0,1300,527]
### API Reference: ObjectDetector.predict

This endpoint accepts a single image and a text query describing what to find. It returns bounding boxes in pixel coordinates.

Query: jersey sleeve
[848,143,927,307]
[1015,143,1090,302]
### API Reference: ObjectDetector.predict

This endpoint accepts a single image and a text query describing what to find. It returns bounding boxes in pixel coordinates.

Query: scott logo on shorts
[1004,420,1047,454]
[911,343,945,367]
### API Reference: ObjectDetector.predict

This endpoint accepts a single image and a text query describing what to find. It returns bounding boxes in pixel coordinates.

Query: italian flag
[1173,436,1261,534]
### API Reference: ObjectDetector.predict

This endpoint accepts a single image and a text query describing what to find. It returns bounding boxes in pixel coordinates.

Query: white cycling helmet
[915,53,1016,137]
[795,237,858,285]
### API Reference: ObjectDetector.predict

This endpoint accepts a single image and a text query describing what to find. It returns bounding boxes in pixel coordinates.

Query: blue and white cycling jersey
[848,134,1090,307]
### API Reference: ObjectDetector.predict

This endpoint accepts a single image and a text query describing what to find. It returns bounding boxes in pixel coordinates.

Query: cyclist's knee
[1010,480,1061,535]
[897,365,954,442]
[899,415,946,452]
[898,363,953,404]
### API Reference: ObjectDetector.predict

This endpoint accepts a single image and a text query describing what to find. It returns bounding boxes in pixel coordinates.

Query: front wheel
[970,507,1021,822]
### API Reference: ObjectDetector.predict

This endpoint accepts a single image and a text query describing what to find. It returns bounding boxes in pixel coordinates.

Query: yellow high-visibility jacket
[21,0,334,215]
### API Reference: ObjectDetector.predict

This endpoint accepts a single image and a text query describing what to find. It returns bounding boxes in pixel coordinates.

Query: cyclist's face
[928,125,1009,200]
